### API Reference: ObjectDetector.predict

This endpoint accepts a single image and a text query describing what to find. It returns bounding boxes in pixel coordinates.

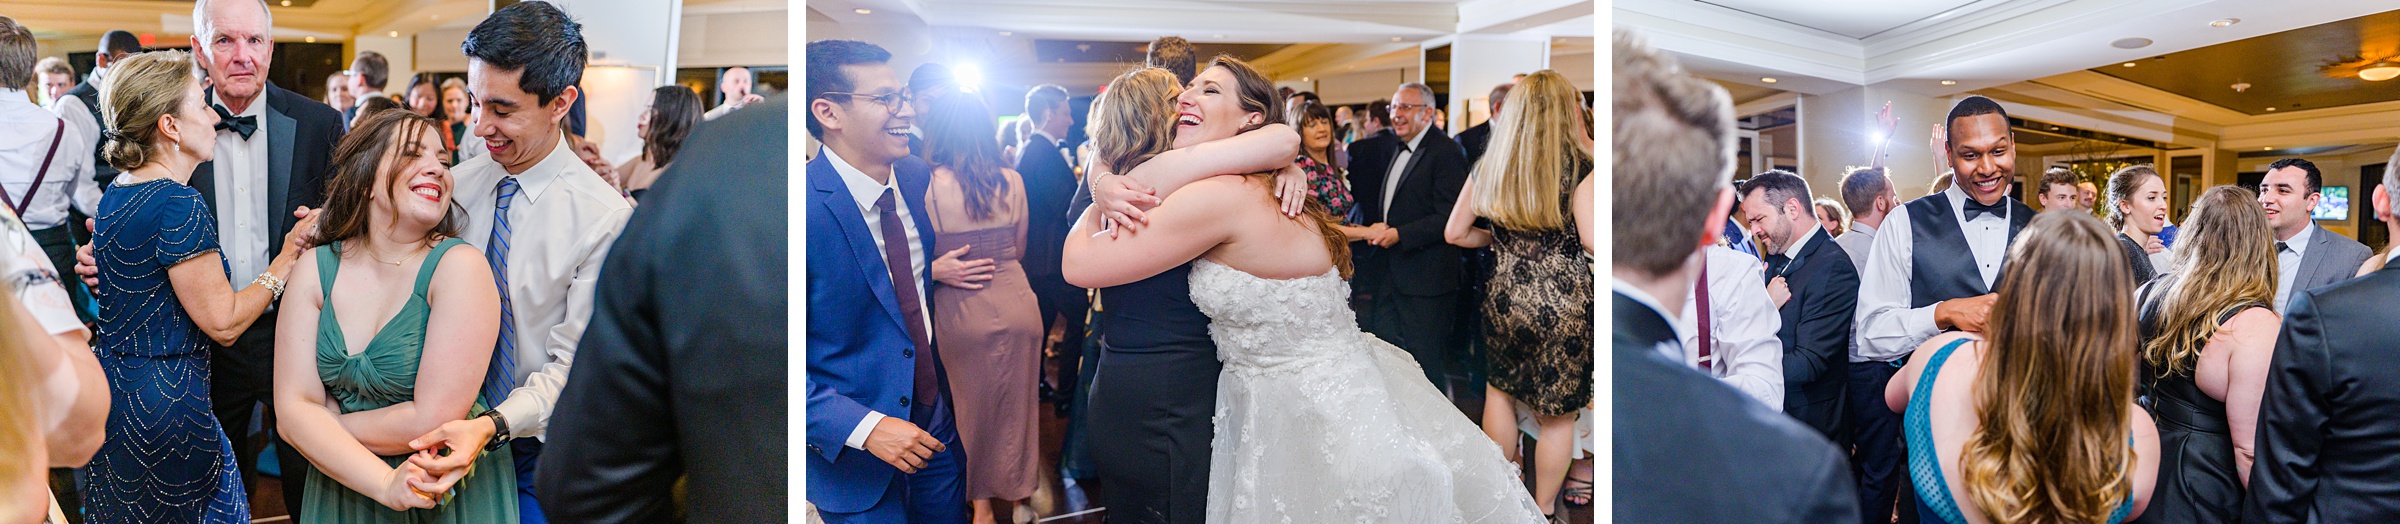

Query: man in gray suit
[2259,158,2373,312]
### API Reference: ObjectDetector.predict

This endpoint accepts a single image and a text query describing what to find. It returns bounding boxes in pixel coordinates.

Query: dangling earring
[174,142,181,154]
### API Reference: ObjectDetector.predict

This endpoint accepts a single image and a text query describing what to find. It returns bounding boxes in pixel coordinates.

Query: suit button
[900,396,912,407]
[903,348,914,358]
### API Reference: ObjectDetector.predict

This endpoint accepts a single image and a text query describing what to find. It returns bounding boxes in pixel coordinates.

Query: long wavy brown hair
[310,109,460,247]
[1961,211,2139,524]
[1202,55,1350,278]
[2145,186,2276,377]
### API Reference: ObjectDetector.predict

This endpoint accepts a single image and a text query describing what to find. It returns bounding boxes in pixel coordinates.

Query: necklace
[364,243,427,266]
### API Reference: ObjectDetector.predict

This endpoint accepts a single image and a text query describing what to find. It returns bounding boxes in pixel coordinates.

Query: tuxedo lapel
[266,97,297,252]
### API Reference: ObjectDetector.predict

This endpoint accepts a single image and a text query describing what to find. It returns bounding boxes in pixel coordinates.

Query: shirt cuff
[1903,306,1939,347]
[846,411,887,450]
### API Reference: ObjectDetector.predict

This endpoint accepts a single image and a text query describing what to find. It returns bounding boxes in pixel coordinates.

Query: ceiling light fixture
[2122,62,2137,67]
[279,0,290,5]
[854,8,872,15]
[387,31,398,37]
[1213,34,1226,39]
[2110,37,2152,49]
[1940,79,1957,86]
[2361,61,2400,81]
[2266,106,2277,111]
[304,36,315,43]
[2263,147,2273,151]
[2211,18,2239,27]
[1391,37,1404,42]
[2232,81,2251,92]
[1761,77,1777,83]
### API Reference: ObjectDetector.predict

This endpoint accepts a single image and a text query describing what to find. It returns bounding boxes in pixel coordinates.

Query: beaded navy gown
[83,178,248,523]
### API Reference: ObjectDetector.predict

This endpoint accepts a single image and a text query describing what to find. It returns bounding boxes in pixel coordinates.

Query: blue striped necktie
[484,176,521,406]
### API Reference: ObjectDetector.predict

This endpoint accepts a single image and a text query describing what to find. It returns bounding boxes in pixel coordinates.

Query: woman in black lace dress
[1444,70,1597,521]
[2131,185,2282,523]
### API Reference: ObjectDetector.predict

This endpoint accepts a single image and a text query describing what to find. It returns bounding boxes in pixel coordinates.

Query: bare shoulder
[430,241,495,286]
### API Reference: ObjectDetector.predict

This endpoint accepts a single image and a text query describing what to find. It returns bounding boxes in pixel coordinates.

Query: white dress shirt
[0,205,90,433]
[824,147,932,450]
[455,133,634,440]
[208,90,273,282]
[1854,185,2012,362]
[2274,224,2314,312]
[43,94,105,222]
[0,89,96,231]
[1834,222,1877,271]
[1381,127,1429,219]
[1674,245,1785,409]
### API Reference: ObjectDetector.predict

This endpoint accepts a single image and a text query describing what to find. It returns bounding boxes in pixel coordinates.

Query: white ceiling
[1695,0,1985,39]
[815,0,1588,44]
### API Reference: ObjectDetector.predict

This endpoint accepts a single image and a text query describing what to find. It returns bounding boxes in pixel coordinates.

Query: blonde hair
[1473,70,1590,231]
[2145,186,2276,377]
[99,50,198,172]
[1961,211,2139,524]
[34,56,71,78]
[1086,67,1181,177]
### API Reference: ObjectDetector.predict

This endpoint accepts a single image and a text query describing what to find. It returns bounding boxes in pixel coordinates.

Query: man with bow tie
[72,0,346,511]
[1848,94,2037,523]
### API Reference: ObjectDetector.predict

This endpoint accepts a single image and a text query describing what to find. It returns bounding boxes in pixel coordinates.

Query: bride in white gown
[1063,59,1545,524]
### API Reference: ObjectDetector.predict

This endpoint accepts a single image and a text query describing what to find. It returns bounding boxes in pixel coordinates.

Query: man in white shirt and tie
[1849,95,2039,524]
[400,4,632,522]
[1674,243,1785,409]
[2256,158,2372,312]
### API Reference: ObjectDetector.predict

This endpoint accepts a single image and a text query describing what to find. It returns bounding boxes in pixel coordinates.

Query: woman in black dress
[2132,185,2282,523]
[1061,64,1303,523]
[2106,164,2168,285]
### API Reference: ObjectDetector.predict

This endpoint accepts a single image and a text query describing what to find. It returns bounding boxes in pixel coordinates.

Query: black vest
[63,81,120,187]
[1905,192,2035,308]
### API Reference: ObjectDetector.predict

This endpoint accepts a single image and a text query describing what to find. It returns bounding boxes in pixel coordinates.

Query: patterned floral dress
[1481,165,1594,416]
[1295,154,1354,221]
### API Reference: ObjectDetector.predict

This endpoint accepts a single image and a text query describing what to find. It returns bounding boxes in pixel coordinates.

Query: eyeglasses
[1389,103,1431,114]
[819,90,913,114]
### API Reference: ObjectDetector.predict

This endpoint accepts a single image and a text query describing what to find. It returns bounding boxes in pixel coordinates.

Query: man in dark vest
[1848,95,2036,524]
[53,30,141,225]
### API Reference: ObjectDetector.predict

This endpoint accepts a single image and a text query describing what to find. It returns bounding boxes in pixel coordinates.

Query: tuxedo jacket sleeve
[537,98,789,522]
[2245,288,2332,522]
[1014,135,1076,282]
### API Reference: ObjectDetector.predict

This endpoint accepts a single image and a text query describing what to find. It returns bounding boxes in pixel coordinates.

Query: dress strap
[1906,338,1973,524]
[315,243,342,302]
[414,238,467,294]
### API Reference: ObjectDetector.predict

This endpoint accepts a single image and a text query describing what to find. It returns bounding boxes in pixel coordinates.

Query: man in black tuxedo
[1015,83,1085,405]
[77,0,344,511]
[1344,100,1399,316]
[1455,82,1510,167]
[1355,82,1472,391]
[537,97,789,522]
[1736,170,1857,440]
[1613,31,1857,523]
[2245,146,2400,522]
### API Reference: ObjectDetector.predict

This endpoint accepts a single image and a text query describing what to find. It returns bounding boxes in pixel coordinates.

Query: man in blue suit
[804,39,967,523]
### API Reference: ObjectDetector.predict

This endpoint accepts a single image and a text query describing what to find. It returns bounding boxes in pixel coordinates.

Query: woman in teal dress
[85,50,313,523]
[271,109,515,519]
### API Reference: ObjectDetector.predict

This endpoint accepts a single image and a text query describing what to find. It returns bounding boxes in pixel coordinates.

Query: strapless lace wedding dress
[1190,259,1545,523]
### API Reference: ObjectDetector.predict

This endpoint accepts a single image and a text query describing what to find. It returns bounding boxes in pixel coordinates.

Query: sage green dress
[299,238,517,522]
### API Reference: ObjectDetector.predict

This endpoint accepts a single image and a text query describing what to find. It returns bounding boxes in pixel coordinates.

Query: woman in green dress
[272,109,516,519]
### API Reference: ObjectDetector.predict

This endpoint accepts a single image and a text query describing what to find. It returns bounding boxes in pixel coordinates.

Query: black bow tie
[1963,198,2006,221]
[213,102,256,140]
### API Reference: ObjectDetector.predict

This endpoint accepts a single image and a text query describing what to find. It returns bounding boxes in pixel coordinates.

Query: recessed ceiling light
[2263,147,2273,151]
[2362,61,2400,82]
[387,31,398,37]
[1214,34,1225,39]
[304,36,315,42]
[1940,79,1957,86]
[2110,37,2152,49]
[1761,77,1778,83]
[2212,18,2240,27]
[2266,106,2277,111]
[279,0,290,5]
[854,8,872,14]
[1391,37,1404,42]
[2122,62,2137,67]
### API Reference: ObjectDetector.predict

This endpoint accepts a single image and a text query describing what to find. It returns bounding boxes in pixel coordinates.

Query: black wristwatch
[479,409,511,451]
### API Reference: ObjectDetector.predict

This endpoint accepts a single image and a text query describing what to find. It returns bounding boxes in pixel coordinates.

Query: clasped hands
[1088,163,1396,243]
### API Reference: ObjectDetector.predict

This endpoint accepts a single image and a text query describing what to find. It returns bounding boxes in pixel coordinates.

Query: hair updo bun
[98,50,197,172]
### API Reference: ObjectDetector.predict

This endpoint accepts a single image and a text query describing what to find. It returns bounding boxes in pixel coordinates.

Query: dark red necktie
[876,189,939,414]
[1696,260,1714,373]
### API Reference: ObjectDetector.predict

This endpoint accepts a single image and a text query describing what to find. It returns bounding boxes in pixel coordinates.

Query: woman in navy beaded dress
[81,50,316,524]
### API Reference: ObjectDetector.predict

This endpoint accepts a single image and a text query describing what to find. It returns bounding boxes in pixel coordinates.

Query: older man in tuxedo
[1612,31,1857,523]
[1737,170,1858,440]
[1356,82,1473,392]
[803,39,967,524]
[2246,147,2400,522]
[72,0,346,511]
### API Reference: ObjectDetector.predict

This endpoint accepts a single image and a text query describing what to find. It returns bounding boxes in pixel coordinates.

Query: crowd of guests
[1,1,786,522]
[1618,27,2400,523]
[805,30,1594,524]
